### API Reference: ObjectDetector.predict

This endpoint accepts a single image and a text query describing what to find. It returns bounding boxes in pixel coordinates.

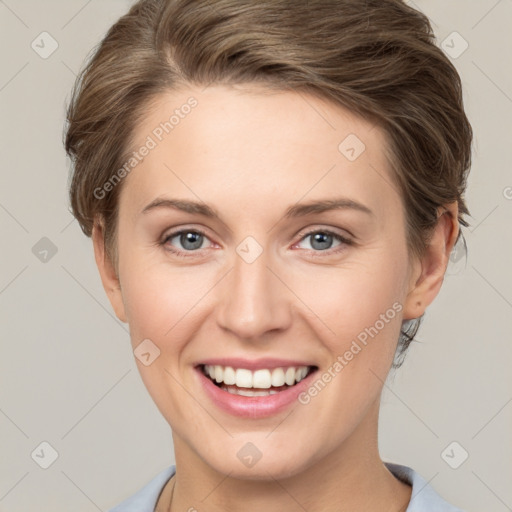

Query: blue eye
[295,229,352,254]
[162,229,211,257]
[172,231,205,250]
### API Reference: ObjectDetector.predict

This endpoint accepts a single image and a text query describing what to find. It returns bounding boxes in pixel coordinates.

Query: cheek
[119,255,214,348]
[117,259,212,411]
[287,256,406,350]
[291,260,405,424]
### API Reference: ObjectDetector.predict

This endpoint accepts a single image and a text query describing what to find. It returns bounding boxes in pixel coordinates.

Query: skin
[92,84,459,512]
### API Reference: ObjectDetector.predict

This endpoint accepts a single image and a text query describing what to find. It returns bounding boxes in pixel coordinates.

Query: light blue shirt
[108,462,465,511]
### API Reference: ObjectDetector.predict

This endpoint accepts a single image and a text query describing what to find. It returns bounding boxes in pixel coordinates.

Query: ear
[402,202,460,321]
[91,217,127,323]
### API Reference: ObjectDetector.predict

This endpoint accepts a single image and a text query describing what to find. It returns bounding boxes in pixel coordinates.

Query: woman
[64,0,472,510]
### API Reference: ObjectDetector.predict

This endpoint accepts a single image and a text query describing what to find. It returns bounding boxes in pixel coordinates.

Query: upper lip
[196,357,316,371]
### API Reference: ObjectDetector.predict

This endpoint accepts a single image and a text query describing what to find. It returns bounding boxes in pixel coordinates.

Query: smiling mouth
[200,364,318,397]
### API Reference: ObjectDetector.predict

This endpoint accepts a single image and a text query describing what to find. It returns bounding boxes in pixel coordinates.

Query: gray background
[1,0,511,510]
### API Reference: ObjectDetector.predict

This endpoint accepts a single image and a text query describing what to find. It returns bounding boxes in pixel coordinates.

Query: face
[94,84,454,480]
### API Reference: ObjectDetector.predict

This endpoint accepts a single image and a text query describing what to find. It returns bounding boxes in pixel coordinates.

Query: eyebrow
[141,197,374,219]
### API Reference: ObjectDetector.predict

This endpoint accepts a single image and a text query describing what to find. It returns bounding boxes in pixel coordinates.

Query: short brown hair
[64,0,473,365]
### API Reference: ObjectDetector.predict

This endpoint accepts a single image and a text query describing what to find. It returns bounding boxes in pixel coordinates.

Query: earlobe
[91,218,128,323]
[402,203,460,321]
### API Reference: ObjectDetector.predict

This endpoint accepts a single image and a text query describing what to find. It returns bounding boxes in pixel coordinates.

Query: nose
[216,245,292,341]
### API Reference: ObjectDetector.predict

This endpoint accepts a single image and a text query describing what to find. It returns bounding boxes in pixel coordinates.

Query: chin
[198,439,320,482]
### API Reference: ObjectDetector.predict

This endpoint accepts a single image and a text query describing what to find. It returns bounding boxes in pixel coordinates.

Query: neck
[160,401,411,512]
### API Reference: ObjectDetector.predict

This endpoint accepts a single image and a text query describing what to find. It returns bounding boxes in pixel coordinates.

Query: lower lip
[195,366,317,418]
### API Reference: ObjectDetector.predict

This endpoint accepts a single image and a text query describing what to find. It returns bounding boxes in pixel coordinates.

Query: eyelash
[160,228,353,259]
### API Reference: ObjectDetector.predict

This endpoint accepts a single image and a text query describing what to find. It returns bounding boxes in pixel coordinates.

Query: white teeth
[252,369,272,389]
[223,366,236,385]
[285,367,296,386]
[222,385,280,396]
[203,364,311,389]
[294,367,308,381]
[235,368,253,388]
[271,368,285,387]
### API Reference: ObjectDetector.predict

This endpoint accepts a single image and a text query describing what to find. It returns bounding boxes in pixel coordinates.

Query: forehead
[120,84,402,224]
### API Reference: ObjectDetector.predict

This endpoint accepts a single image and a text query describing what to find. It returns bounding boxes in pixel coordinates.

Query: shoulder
[385,462,466,512]
[108,465,176,512]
